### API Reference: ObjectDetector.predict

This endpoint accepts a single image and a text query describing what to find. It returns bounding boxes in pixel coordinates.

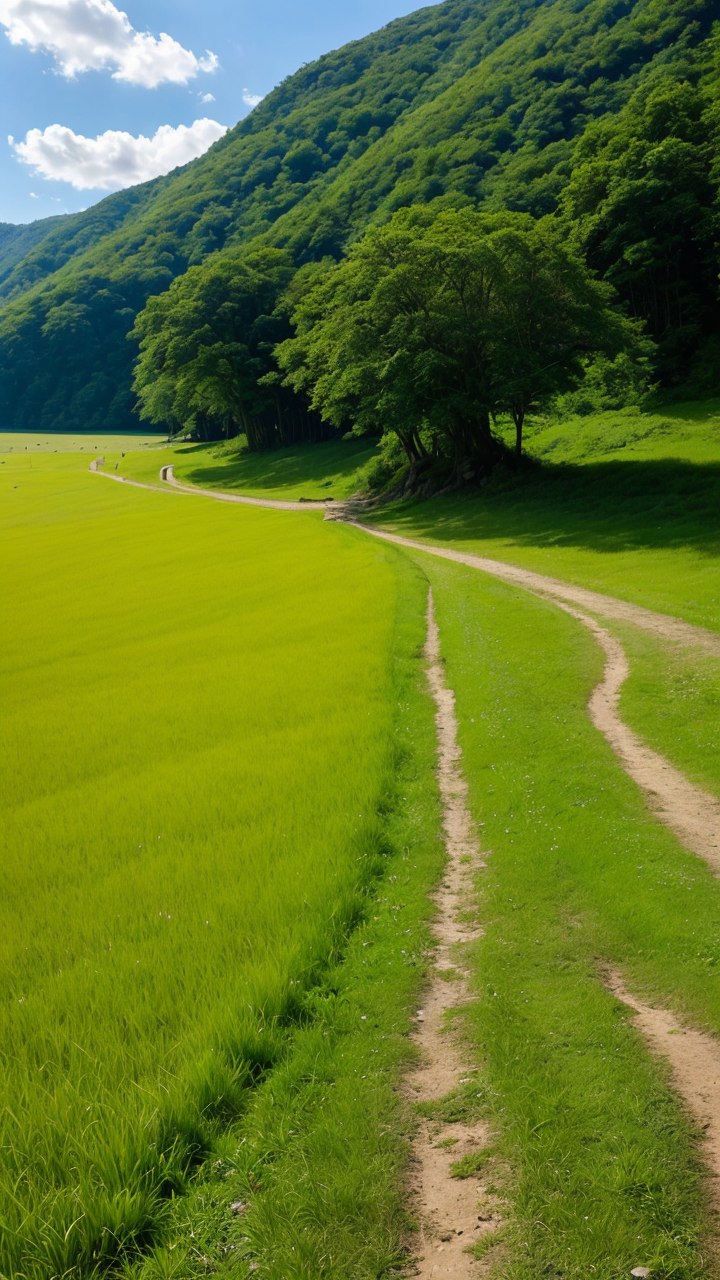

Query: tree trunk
[514,407,525,459]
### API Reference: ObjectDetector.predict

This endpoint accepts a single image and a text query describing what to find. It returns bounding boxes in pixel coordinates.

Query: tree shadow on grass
[386,459,720,559]
[178,439,377,494]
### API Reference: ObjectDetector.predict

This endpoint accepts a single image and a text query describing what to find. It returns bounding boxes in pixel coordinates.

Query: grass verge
[612,623,720,801]
[118,437,378,499]
[413,553,719,1280]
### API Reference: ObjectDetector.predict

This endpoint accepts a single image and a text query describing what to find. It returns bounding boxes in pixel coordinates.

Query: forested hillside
[0,0,717,433]
[0,216,70,293]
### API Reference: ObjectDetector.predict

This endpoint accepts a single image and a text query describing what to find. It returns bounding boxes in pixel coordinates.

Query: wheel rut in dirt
[606,972,720,1208]
[92,467,720,1251]
[556,602,720,874]
[161,465,333,510]
[347,522,720,876]
[340,522,720,656]
[405,590,500,1276]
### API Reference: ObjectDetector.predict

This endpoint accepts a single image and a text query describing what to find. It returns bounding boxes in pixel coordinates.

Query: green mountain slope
[0,216,70,293]
[0,0,716,433]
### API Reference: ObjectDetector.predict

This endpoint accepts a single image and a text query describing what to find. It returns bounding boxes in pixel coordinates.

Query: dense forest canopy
[272,206,643,476]
[0,0,718,435]
[132,248,330,449]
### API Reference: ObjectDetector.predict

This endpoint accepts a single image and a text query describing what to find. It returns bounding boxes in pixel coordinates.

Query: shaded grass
[371,454,720,630]
[119,437,379,499]
[413,554,719,1279]
[0,452,431,1278]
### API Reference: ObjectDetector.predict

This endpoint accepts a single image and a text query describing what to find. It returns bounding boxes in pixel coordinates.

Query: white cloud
[13,117,228,189]
[200,91,214,103]
[0,0,219,87]
[242,88,262,107]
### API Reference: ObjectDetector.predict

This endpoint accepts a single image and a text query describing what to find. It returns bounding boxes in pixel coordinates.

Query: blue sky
[1,0,424,226]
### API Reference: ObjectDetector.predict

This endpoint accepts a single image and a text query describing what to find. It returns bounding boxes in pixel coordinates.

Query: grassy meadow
[101,400,720,630]
[0,446,441,1278]
[2,404,719,1280]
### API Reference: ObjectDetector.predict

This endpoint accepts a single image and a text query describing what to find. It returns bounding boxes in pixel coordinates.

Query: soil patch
[404,591,500,1276]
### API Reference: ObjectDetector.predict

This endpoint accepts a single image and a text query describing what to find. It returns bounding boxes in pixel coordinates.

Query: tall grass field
[2,402,719,1280]
[0,449,437,1278]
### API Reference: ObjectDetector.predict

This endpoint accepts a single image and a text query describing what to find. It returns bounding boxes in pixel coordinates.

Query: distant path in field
[161,464,332,511]
[405,589,500,1274]
[344,521,720,875]
[91,464,330,512]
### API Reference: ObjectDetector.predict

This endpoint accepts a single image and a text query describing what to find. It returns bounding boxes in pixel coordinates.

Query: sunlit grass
[613,623,720,800]
[0,431,163,453]
[0,451,418,1277]
[501,400,720,466]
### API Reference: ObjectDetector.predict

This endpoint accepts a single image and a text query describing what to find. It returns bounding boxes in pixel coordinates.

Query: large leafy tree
[132,247,299,446]
[277,205,642,475]
[482,220,651,455]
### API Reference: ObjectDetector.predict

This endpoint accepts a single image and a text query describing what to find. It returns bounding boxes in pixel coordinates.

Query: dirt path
[90,465,328,511]
[554,602,720,874]
[95,469,720,867]
[606,973,720,1206]
[92,465,720,1248]
[404,590,500,1276]
[344,522,720,876]
[338,521,720,655]
[161,464,332,511]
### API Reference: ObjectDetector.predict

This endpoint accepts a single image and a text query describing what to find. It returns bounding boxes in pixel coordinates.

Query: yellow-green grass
[120,560,445,1280]
[4,428,718,1280]
[117,436,379,499]
[365,401,720,631]
[414,553,719,1280]
[0,450,433,1278]
[0,431,163,453]
[92,401,720,630]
